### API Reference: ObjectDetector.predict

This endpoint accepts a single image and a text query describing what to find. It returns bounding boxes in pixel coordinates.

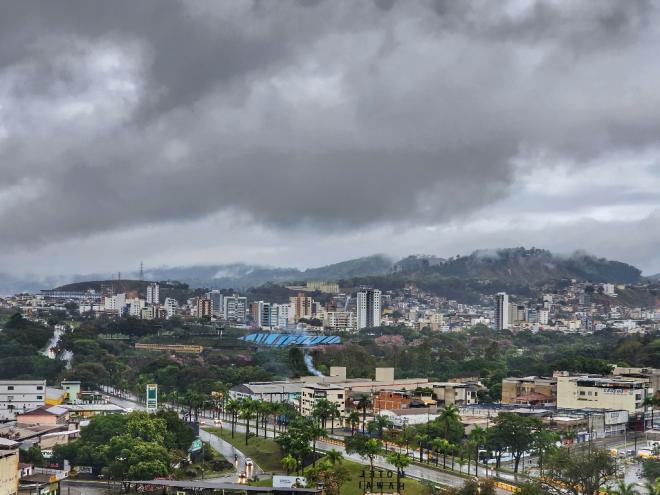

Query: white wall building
[104,293,126,316]
[146,283,160,305]
[164,297,178,319]
[0,380,47,421]
[357,289,382,329]
[224,295,248,323]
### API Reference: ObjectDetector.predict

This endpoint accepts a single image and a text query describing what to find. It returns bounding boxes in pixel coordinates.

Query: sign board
[75,466,93,474]
[358,468,404,493]
[273,476,307,488]
[604,410,629,425]
[188,437,203,453]
[146,384,158,412]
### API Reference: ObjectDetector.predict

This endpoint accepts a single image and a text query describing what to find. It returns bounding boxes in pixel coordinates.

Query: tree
[387,452,410,494]
[543,447,615,495]
[281,454,298,475]
[306,459,351,495]
[225,399,240,438]
[608,480,640,495]
[347,411,361,436]
[240,399,257,445]
[325,449,344,465]
[370,415,394,439]
[490,412,540,473]
[467,426,487,476]
[532,428,560,477]
[356,395,372,434]
[345,434,382,472]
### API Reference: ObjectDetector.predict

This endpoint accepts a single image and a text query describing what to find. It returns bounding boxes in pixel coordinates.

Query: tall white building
[224,295,248,323]
[164,298,178,319]
[0,380,46,420]
[494,292,509,331]
[146,283,160,305]
[276,303,293,328]
[356,289,382,329]
[104,293,126,316]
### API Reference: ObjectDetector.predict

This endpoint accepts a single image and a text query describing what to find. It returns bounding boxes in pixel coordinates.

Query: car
[245,458,254,467]
[213,419,223,426]
[200,419,207,425]
[238,472,247,484]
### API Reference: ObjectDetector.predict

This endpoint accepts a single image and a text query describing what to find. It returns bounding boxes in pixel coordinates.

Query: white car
[245,458,254,467]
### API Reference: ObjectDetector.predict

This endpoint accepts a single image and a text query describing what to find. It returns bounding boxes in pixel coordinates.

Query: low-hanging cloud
[1,0,660,249]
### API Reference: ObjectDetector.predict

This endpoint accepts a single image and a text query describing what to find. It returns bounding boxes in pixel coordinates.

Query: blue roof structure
[239,333,341,347]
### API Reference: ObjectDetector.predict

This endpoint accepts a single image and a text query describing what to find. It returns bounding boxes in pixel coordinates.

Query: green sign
[188,437,202,453]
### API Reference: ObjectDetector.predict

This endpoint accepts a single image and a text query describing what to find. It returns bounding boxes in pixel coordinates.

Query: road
[102,392,509,492]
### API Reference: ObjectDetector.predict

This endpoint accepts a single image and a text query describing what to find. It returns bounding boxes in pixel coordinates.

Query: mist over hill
[0,248,647,296]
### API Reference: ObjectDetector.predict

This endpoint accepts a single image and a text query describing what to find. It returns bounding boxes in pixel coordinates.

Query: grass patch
[205,427,284,473]
[250,455,432,495]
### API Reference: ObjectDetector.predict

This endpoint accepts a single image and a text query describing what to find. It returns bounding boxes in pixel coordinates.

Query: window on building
[338,394,343,399]
[37,386,44,390]
[37,396,43,400]
[7,386,14,391]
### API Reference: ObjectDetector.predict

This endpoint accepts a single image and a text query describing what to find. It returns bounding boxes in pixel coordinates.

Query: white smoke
[303,350,323,377]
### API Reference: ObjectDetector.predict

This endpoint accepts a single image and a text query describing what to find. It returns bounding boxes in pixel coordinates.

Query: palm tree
[416,433,428,463]
[356,395,372,434]
[468,426,487,477]
[225,399,240,438]
[240,399,257,445]
[432,438,450,468]
[347,411,361,436]
[325,449,344,465]
[437,404,461,441]
[608,480,640,495]
[372,414,394,438]
[387,452,410,495]
[307,419,327,466]
[328,402,341,435]
[282,454,297,475]
[313,399,332,430]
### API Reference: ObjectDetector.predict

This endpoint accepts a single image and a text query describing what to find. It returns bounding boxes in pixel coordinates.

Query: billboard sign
[273,476,307,488]
[188,437,203,453]
[146,384,158,412]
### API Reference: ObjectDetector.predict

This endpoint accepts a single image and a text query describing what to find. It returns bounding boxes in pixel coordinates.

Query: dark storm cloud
[1,0,660,247]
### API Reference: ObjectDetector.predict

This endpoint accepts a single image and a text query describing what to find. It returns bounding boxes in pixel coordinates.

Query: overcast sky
[1,0,660,277]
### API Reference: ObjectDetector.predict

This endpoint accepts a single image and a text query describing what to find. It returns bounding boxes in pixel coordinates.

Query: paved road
[102,392,504,491]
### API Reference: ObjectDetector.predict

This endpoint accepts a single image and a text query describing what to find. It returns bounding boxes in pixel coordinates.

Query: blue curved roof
[239,333,341,347]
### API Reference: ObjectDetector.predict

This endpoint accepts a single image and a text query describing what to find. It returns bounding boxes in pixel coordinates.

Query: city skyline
[1,0,660,275]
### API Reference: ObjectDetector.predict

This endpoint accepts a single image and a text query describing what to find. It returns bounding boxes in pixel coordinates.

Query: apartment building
[324,311,357,331]
[357,289,382,329]
[223,295,248,323]
[290,293,314,321]
[196,297,213,319]
[299,383,345,428]
[432,382,479,406]
[0,381,46,421]
[501,376,557,406]
[146,283,160,305]
[556,373,650,414]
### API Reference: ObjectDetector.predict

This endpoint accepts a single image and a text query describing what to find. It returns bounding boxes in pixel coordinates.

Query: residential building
[501,376,557,406]
[431,382,479,406]
[196,298,213,319]
[0,439,19,495]
[290,293,314,321]
[324,311,357,331]
[164,297,178,319]
[373,391,413,411]
[357,289,382,329]
[223,295,247,323]
[299,383,345,428]
[103,293,126,316]
[207,290,223,317]
[0,381,46,421]
[16,406,69,427]
[494,292,509,331]
[146,283,160,305]
[556,372,650,414]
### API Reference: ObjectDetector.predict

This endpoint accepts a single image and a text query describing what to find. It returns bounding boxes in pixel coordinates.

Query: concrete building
[0,439,19,495]
[432,382,479,406]
[229,382,303,404]
[16,406,69,427]
[357,289,382,329]
[306,281,340,294]
[207,290,223,317]
[0,381,46,421]
[299,383,345,428]
[324,311,357,331]
[196,298,213,319]
[556,372,650,414]
[494,292,509,331]
[103,293,126,316]
[146,283,160,305]
[223,295,247,323]
[501,376,557,406]
[164,297,178,319]
[290,293,314,321]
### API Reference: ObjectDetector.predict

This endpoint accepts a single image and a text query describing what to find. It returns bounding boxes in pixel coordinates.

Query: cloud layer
[1,0,660,273]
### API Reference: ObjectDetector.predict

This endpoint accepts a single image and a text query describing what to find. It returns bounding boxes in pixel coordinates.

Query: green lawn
[251,455,432,495]
[204,427,284,473]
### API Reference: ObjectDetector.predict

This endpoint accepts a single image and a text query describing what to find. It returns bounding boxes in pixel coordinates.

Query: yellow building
[556,373,650,414]
[299,383,345,428]
[0,441,19,495]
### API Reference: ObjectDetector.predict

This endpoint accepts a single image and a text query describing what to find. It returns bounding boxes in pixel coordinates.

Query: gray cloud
[0,0,660,271]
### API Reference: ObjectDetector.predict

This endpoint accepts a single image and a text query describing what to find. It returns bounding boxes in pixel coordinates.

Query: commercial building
[357,289,382,329]
[501,376,557,406]
[305,281,340,294]
[229,382,303,404]
[494,292,509,331]
[0,381,46,421]
[556,372,650,414]
[324,311,357,331]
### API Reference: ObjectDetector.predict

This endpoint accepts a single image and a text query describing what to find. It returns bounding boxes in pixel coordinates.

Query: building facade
[494,292,509,331]
[0,381,46,421]
[556,373,650,414]
[357,289,382,329]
